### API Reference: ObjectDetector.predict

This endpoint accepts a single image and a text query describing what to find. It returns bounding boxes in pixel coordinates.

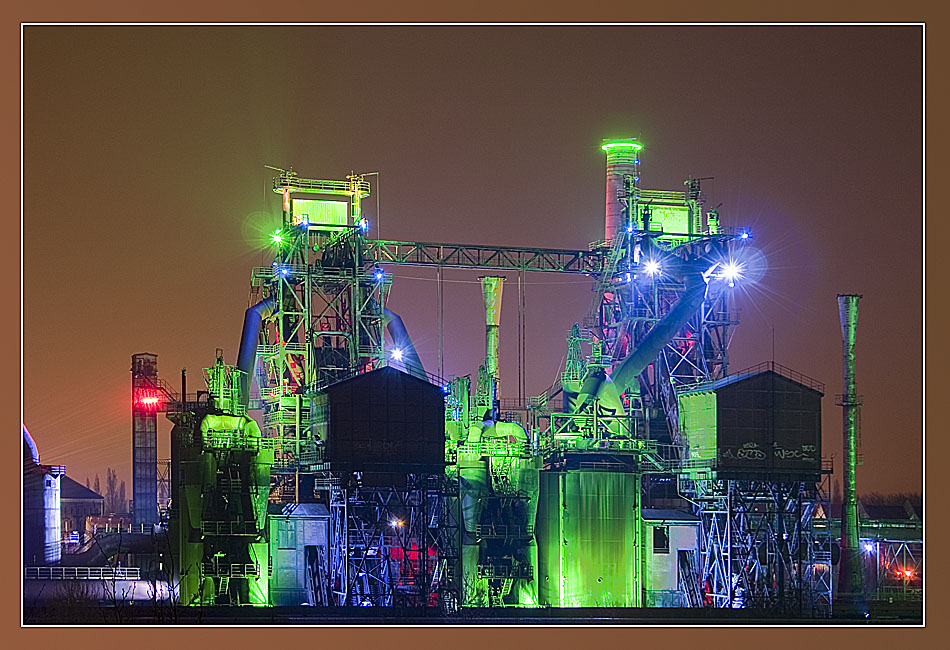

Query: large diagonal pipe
[610,270,708,393]
[236,296,277,408]
[383,308,427,380]
[563,269,707,432]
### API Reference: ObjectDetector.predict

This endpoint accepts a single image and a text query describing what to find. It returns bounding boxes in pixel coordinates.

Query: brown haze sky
[22,25,922,496]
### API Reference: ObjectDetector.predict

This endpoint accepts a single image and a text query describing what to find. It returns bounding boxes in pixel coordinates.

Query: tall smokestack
[602,139,642,241]
[835,294,866,614]
[480,276,505,403]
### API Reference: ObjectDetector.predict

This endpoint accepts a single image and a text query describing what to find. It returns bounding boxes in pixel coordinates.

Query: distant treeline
[84,467,127,515]
[858,491,922,509]
[831,481,922,511]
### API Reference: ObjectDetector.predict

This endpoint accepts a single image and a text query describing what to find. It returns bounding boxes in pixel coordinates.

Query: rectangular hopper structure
[324,366,446,477]
[677,363,824,481]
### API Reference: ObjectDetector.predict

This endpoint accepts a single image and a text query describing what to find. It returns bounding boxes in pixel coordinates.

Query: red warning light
[136,392,162,409]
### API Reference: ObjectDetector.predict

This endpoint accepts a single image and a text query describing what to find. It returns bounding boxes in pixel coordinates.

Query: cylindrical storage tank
[247,417,273,606]
[22,426,61,565]
[23,427,42,566]
[509,454,541,607]
[602,139,642,242]
[536,469,641,607]
[43,471,62,564]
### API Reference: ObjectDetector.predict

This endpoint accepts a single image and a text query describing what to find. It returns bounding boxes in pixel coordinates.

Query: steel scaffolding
[244,149,829,614]
[680,473,833,615]
[250,169,387,501]
[329,473,461,609]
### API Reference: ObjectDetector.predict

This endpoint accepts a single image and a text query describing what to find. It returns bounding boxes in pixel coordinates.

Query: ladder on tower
[430,558,446,593]
[489,579,514,608]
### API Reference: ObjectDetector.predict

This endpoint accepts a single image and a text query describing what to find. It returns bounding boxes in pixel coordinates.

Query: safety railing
[89,523,155,536]
[476,564,533,580]
[498,397,530,411]
[272,172,370,197]
[25,566,141,580]
[257,343,308,357]
[728,361,825,393]
[201,562,260,578]
[457,438,532,458]
[201,521,262,536]
[475,524,535,539]
[835,393,864,407]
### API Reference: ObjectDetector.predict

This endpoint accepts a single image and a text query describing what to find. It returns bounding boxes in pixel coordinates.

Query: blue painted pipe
[236,296,277,407]
[563,269,708,422]
[383,308,427,381]
[610,270,707,392]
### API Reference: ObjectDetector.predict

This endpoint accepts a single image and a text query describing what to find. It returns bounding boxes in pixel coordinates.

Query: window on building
[653,525,670,554]
[277,520,296,549]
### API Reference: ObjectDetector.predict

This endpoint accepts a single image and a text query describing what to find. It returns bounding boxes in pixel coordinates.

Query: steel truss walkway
[364,240,605,274]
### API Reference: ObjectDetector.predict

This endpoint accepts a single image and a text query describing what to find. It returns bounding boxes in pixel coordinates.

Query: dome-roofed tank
[23,425,62,565]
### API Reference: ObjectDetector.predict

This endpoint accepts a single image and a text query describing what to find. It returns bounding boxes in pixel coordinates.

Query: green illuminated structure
[836,294,866,611]
[537,471,641,607]
[251,168,384,500]
[225,137,826,614]
[169,354,273,606]
[601,140,643,152]
[446,276,541,607]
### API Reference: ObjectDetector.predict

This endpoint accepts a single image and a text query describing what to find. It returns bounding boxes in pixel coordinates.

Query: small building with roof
[59,475,104,546]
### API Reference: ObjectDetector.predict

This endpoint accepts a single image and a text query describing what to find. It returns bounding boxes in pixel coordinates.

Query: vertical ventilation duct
[480,276,505,409]
[836,293,866,612]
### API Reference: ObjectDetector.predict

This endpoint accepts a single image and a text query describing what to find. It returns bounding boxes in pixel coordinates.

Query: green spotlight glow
[271,230,284,245]
[601,141,642,152]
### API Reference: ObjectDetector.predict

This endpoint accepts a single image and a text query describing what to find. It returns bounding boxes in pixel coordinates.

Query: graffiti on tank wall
[772,443,817,463]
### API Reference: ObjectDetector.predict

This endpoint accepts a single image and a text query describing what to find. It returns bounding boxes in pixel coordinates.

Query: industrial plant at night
[21,137,924,624]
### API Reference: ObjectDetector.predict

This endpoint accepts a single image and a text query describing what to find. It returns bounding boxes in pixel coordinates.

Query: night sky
[23,25,922,497]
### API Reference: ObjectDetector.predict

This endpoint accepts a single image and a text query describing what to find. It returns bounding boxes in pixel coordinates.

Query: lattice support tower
[681,477,832,615]
[250,169,388,501]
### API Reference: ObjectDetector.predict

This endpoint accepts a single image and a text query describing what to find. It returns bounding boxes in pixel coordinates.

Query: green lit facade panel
[678,390,718,470]
[537,470,641,607]
[292,198,349,229]
[637,204,691,237]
